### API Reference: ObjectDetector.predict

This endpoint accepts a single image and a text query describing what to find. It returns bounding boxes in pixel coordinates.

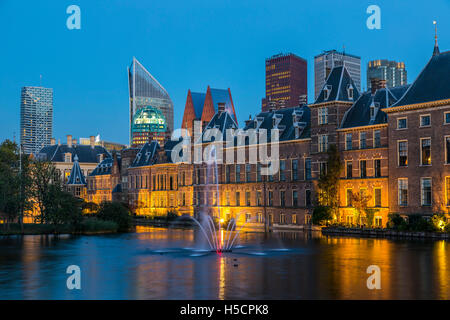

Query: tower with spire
[433,20,440,56]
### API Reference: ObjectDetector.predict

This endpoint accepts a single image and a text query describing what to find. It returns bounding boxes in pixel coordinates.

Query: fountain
[187,145,250,253]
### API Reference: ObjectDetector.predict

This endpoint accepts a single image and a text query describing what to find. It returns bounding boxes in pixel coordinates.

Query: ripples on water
[0,226,448,299]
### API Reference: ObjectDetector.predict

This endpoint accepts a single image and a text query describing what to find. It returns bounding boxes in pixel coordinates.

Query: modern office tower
[314,50,361,100]
[367,60,407,90]
[20,86,53,155]
[262,53,307,111]
[128,57,174,145]
[131,106,167,148]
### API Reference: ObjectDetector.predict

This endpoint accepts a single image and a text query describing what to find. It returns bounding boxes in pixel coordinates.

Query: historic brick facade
[83,48,450,228]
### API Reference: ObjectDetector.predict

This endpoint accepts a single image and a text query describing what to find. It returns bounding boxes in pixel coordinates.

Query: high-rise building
[367,59,407,90]
[314,50,361,100]
[20,86,53,155]
[128,57,174,146]
[262,53,307,111]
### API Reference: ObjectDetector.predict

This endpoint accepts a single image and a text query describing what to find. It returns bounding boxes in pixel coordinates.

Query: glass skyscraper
[20,86,53,155]
[367,59,407,90]
[314,50,361,100]
[128,57,174,145]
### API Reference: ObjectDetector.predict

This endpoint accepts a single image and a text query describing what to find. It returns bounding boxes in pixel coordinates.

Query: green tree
[97,201,132,232]
[29,160,63,223]
[317,144,342,221]
[312,205,332,225]
[0,140,31,230]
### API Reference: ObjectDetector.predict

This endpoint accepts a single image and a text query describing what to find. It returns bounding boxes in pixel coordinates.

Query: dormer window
[347,84,354,100]
[324,85,332,100]
[64,153,72,163]
[370,102,380,121]
[272,114,283,128]
[255,117,264,129]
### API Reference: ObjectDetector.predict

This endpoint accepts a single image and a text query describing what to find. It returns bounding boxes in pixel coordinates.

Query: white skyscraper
[314,50,361,100]
[20,86,53,155]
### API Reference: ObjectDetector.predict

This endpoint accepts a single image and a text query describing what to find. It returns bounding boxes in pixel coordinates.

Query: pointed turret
[67,154,87,185]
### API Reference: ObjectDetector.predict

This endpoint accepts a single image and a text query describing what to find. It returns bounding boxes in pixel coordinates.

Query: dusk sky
[0,0,448,145]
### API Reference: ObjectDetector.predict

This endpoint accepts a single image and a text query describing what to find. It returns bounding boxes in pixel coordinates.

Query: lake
[0,226,448,299]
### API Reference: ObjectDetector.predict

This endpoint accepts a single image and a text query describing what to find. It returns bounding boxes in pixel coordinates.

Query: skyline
[1,0,449,146]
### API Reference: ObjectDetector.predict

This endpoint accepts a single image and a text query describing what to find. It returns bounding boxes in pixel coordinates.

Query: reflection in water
[0,228,448,299]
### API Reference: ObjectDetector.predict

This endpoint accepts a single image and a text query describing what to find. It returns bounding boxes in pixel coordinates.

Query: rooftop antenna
[40,74,42,87]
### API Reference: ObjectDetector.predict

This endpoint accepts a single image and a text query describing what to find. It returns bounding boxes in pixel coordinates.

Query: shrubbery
[312,205,332,225]
[97,201,132,232]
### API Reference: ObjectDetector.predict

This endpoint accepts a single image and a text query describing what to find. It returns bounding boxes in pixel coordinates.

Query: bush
[97,201,132,232]
[312,206,332,226]
[80,218,118,233]
[408,214,433,232]
[166,211,178,221]
[387,213,407,230]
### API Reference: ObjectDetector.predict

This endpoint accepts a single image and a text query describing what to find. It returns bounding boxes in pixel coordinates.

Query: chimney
[58,139,61,146]
[73,139,77,146]
[218,102,225,114]
[50,138,55,145]
[90,136,95,149]
[67,135,72,148]
[370,78,387,94]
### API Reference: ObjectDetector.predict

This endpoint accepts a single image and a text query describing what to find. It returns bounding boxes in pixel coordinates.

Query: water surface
[0,226,448,299]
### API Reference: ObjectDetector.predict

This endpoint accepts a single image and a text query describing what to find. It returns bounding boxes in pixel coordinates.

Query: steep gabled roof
[391,50,450,107]
[340,85,411,129]
[67,155,86,185]
[200,111,239,143]
[243,106,310,142]
[89,157,114,176]
[314,66,360,104]
[130,141,159,167]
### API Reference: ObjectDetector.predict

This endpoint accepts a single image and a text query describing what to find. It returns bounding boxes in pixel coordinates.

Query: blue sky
[0,0,448,145]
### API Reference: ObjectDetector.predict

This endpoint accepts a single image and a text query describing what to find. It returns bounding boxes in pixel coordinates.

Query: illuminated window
[398,141,408,166]
[420,138,431,165]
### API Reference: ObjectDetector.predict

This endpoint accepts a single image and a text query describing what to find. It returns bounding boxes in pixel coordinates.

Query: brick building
[84,45,450,229]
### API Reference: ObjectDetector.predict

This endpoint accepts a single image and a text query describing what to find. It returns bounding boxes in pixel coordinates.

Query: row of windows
[195,160,313,184]
[194,189,313,207]
[345,130,381,150]
[397,137,450,167]
[397,178,433,207]
[397,113,450,129]
[345,159,382,178]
